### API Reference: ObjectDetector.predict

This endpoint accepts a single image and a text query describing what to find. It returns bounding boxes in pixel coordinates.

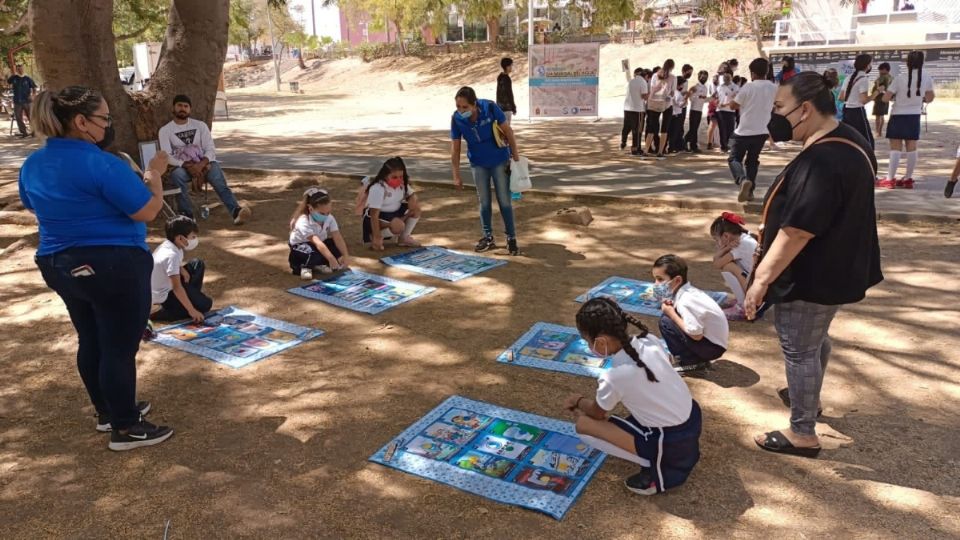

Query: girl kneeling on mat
[362,157,423,251]
[565,297,702,496]
[289,187,350,280]
[710,212,758,318]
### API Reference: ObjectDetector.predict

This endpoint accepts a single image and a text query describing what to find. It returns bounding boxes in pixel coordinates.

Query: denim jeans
[35,246,152,430]
[659,315,726,366]
[159,259,213,320]
[716,110,736,150]
[774,300,840,436]
[170,161,240,218]
[472,161,516,239]
[728,133,768,186]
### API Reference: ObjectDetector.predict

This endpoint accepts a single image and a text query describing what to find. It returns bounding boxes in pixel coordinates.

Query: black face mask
[96,124,116,150]
[767,104,804,142]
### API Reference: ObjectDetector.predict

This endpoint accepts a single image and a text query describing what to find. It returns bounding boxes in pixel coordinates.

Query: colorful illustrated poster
[380,246,506,282]
[287,270,435,315]
[497,322,611,378]
[369,396,606,520]
[153,306,323,368]
[576,276,729,317]
[529,43,600,118]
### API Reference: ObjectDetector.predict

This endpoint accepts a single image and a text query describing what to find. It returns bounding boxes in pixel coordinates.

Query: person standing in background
[496,57,517,125]
[685,70,709,153]
[871,63,893,138]
[882,50,935,188]
[7,64,37,138]
[621,67,649,156]
[728,58,778,202]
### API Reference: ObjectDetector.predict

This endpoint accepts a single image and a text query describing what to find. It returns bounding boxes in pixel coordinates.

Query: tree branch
[0,4,29,36]
[114,20,153,41]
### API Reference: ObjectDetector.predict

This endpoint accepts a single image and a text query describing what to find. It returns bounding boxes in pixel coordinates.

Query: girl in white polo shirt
[362,157,424,250]
[564,297,702,496]
[839,53,876,149]
[882,50,935,188]
[652,254,729,372]
[709,212,758,319]
[288,187,350,280]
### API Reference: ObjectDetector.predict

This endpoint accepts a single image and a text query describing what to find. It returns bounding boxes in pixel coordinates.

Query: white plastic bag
[509,156,532,193]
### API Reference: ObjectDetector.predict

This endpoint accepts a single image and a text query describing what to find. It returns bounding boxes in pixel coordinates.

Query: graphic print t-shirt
[158,118,217,167]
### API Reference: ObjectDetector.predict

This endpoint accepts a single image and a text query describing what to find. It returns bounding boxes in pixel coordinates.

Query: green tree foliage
[113,0,170,66]
[230,0,263,51]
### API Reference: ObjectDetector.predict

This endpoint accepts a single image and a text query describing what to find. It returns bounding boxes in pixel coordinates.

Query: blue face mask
[652,280,675,302]
[310,212,327,223]
[458,109,473,120]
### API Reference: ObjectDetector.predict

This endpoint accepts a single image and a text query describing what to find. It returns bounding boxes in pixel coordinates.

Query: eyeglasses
[88,114,113,126]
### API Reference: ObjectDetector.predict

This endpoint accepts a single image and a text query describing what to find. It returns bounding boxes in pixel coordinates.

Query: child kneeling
[653,254,729,372]
[709,212,758,318]
[360,157,422,250]
[289,187,350,280]
[566,297,702,495]
[151,216,213,323]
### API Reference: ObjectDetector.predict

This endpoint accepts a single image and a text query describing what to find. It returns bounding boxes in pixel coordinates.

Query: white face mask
[185,237,199,251]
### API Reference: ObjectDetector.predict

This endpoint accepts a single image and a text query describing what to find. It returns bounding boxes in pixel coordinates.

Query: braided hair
[366,156,410,194]
[31,86,104,139]
[906,50,924,98]
[576,297,658,382]
[843,54,872,102]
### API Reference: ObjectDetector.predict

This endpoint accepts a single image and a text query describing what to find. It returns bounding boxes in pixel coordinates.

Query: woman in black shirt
[745,72,883,457]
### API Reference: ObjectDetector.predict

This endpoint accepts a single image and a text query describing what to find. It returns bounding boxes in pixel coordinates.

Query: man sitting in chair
[158,94,251,224]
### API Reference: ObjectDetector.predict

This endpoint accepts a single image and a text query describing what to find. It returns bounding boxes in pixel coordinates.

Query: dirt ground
[1,166,958,538]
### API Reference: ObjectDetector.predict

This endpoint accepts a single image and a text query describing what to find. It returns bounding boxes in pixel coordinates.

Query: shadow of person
[683,359,761,388]
[651,445,756,521]
[519,242,587,267]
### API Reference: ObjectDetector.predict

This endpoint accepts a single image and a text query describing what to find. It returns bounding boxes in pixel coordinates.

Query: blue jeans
[171,162,240,218]
[472,161,516,239]
[774,300,839,436]
[35,246,153,430]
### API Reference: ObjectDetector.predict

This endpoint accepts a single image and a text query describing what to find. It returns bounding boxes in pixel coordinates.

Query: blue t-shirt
[7,75,36,104]
[450,99,511,168]
[19,138,153,256]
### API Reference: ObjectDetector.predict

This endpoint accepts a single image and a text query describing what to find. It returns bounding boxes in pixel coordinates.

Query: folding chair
[117,151,180,220]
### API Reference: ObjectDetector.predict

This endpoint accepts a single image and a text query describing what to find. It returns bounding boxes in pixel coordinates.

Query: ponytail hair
[844,53,872,101]
[31,86,104,139]
[366,156,410,194]
[784,71,837,116]
[710,212,748,237]
[906,50,924,98]
[575,297,658,382]
[290,187,331,229]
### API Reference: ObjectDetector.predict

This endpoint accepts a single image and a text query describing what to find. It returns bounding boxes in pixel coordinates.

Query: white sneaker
[233,206,252,225]
[300,267,314,280]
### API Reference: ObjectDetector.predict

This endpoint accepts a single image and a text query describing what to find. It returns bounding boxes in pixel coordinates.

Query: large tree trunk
[31,0,230,157]
[393,19,405,55]
[486,17,499,48]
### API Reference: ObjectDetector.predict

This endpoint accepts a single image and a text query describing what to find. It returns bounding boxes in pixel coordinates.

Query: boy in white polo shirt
[728,58,778,203]
[151,216,212,323]
[652,254,729,373]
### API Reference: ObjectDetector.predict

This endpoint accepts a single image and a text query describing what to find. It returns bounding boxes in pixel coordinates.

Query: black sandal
[777,387,823,417]
[755,430,821,458]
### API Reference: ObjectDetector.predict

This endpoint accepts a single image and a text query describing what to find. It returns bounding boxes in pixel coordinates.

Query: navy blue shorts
[886,114,921,141]
[362,203,408,243]
[608,400,702,493]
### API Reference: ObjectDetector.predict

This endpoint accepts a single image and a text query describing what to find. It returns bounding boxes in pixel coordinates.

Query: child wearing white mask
[289,187,351,280]
[652,254,729,372]
[151,216,212,323]
[564,297,702,496]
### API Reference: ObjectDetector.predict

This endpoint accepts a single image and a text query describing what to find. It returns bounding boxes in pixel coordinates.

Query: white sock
[888,151,901,180]
[381,228,393,239]
[577,433,650,467]
[403,217,419,238]
[904,151,918,179]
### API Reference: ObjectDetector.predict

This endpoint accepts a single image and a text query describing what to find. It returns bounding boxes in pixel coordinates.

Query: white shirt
[716,83,738,112]
[889,70,934,115]
[624,77,649,112]
[733,80,777,136]
[730,232,758,275]
[595,336,693,428]
[689,82,709,112]
[673,283,729,348]
[366,181,412,213]
[842,74,871,108]
[648,74,677,110]
[673,88,687,112]
[151,239,183,304]
[158,118,217,167]
[289,213,340,245]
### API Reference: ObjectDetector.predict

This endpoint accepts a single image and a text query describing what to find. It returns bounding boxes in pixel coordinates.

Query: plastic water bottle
[511,191,522,201]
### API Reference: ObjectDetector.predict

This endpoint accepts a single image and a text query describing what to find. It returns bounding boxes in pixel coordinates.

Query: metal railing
[772,8,960,48]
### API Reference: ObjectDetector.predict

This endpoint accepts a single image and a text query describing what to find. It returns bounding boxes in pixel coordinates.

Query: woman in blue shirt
[19,86,174,451]
[450,86,522,256]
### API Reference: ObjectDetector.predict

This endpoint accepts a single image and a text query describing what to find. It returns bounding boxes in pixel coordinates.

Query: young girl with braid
[564,297,702,496]
[882,50,935,188]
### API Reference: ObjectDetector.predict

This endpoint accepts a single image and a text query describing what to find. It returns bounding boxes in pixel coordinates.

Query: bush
[406,35,429,57]
[358,42,397,62]
[515,34,528,53]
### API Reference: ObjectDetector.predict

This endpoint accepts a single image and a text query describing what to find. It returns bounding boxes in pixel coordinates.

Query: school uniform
[289,214,342,272]
[622,76,649,151]
[659,283,729,367]
[668,86,688,153]
[590,335,702,493]
[685,82,708,151]
[841,73,875,148]
[886,70,934,141]
[646,74,677,151]
[715,83,738,151]
[721,233,758,305]
[362,181,413,243]
[151,239,212,320]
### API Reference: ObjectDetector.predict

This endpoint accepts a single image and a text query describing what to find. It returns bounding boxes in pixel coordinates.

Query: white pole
[267,6,281,92]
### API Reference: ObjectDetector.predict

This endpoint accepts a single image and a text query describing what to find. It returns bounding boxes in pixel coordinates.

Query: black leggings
[621,111,641,149]
[289,239,341,272]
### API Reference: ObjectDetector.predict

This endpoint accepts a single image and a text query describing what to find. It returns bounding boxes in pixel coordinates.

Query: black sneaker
[670,356,711,373]
[624,469,658,496]
[507,238,519,256]
[96,401,152,432]
[738,180,754,203]
[946,180,957,199]
[475,236,496,252]
[108,417,173,451]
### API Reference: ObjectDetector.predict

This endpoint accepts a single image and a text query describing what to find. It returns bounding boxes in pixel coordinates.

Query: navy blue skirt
[886,114,921,141]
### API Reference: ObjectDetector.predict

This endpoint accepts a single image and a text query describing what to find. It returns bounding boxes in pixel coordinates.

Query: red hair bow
[721,212,746,226]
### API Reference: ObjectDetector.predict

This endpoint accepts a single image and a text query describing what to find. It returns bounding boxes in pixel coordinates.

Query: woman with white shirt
[565,297,702,496]
[644,59,678,159]
[839,54,877,149]
[652,254,729,372]
[882,50,935,188]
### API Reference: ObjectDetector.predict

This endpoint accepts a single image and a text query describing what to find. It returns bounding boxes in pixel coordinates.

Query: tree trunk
[31,0,229,157]
[487,17,500,48]
[394,19,405,55]
[750,12,767,60]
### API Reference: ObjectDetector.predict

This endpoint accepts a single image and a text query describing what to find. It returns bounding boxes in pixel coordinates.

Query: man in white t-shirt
[684,70,709,152]
[728,58,777,202]
[158,95,251,225]
[622,68,649,155]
